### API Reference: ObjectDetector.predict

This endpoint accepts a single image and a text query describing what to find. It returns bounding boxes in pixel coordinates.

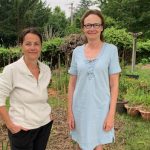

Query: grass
[2,65,150,149]
[49,66,150,149]
[115,114,150,150]
[48,96,67,108]
[1,140,9,150]
[48,93,150,149]
[48,95,150,149]
[120,64,150,107]
[123,64,150,82]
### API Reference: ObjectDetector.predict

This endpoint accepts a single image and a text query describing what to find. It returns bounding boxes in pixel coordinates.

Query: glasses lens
[94,23,101,28]
[84,24,92,29]
[84,23,101,29]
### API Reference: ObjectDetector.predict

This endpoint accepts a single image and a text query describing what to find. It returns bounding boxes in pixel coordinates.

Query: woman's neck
[23,57,38,69]
[23,56,40,80]
[86,40,103,49]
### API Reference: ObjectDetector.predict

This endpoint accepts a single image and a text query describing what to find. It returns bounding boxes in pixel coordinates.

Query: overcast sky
[43,0,81,17]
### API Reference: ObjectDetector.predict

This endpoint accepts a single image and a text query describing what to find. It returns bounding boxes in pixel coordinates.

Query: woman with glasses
[68,9,121,150]
[0,27,53,150]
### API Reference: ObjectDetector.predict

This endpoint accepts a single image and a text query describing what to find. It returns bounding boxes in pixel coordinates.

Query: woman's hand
[50,114,54,121]
[7,122,28,134]
[0,106,28,134]
[68,111,75,131]
[103,114,114,132]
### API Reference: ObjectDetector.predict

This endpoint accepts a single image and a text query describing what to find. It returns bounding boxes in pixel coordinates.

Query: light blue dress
[68,42,121,150]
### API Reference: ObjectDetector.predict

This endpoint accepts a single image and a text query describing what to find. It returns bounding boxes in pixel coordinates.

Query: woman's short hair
[19,27,42,44]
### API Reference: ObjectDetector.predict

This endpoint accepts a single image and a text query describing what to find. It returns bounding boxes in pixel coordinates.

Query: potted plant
[136,80,150,121]
[124,87,143,117]
[124,103,141,117]
[138,97,150,121]
[139,106,150,121]
[122,64,150,119]
[116,100,128,114]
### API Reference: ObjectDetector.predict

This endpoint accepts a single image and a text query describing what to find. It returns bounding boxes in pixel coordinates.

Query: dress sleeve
[108,46,121,75]
[68,49,77,75]
[0,66,13,106]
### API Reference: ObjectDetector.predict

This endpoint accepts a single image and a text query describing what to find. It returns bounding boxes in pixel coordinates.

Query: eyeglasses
[84,23,102,29]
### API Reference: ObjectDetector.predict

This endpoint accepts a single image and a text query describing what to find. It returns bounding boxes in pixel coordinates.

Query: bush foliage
[0,28,149,68]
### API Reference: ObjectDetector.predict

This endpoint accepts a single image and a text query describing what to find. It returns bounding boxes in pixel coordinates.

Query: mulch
[0,91,125,150]
[0,108,125,150]
[0,107,74,150]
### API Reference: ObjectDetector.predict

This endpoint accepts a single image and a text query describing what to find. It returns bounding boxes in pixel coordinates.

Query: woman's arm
[68,75,77,130]
[0,106,12,127]
[109,73,119,117]
[0,66,28,133]
[0,106,19,133]
[103,73,119,131]
[0,106,28,133]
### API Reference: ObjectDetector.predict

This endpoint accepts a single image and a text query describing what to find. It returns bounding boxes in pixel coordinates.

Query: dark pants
[8,121,53,150]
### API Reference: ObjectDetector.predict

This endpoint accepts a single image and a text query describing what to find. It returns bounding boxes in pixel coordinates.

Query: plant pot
[124,104,140,117]
[139,109,150,121]
[116,100,128,114]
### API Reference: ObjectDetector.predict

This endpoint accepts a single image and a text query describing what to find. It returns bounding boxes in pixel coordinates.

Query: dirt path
[46,107,74,150]
[0,89,125,150]
[0,107,125,150]
[0,107,74,150]
[142,64,150,69]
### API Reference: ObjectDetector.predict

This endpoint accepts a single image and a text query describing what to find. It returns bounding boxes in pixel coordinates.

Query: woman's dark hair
[19,27,42,44]
[81,9,105,41]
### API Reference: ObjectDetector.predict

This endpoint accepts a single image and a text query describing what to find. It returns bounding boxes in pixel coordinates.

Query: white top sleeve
[0,66,13,106]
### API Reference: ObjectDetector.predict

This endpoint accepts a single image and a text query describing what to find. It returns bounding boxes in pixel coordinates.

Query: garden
[0,0,150,149]
[0,65,150,150]
[0,27,150,150]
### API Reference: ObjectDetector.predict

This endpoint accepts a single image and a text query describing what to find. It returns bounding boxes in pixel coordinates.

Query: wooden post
[131,35,136,72]
[130,32,142,72]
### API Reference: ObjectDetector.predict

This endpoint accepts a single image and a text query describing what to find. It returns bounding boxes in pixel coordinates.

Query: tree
[24,1,51,28]
[0,0,51,47]
[96,0,150,38]
[78,0,95,9]
[47,6,68,37]
[0,0,17,47]
[104,15,120,29]
[104,27,132,64]
[73,0,95,28]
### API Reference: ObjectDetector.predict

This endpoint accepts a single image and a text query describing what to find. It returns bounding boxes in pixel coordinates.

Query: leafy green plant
[42,38,64,53]
[0,47,21,68]
[51,68,69,94]
[119,64,150,108]
[119,74,139,100]
[140,58,150,65]
[119,74,127,100]
[137,40,150,53]
[1,140,9,150]
[104,27,132,50]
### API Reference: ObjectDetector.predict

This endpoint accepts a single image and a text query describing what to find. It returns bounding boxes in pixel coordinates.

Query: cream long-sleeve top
[0,56,51,129]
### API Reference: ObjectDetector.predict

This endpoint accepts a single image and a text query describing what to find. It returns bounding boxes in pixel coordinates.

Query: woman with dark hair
[68,10,121,150]
[0,27,53,150]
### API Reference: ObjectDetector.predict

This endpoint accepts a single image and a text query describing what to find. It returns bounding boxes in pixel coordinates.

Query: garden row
[0,27,150,68]
[49,65,150,121]
[117,65,150,121]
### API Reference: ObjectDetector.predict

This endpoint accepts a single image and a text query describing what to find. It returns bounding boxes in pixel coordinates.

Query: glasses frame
[83,23,102,29]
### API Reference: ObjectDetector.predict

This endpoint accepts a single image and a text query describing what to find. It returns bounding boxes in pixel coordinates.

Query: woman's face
[83,14,103,41]
[21,33,41,61]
